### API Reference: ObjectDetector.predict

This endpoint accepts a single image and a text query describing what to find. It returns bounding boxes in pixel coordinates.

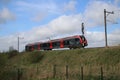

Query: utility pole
[18,37,24,52]
[104,9,114,47]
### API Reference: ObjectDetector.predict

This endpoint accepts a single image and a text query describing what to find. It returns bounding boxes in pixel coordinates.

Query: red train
[25,35,88,51]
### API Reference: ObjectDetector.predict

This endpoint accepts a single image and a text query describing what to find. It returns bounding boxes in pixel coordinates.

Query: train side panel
[25,35,88,51]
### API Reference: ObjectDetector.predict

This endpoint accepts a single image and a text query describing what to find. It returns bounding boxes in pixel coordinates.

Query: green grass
[0,46,120,80]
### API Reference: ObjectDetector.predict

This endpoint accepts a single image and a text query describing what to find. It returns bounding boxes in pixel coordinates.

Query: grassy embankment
[0,46,120,80]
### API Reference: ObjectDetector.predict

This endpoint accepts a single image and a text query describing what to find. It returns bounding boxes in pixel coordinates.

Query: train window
[28,46,32,51]
[25,46,29,51]
[34,45,38,50]
[69,39,75,45]
[75,38,80,44]
[75,38,79,41]
[53,42,60,47]
[64,40,70,45]
[41,43,50,48]
[66,38,80,45]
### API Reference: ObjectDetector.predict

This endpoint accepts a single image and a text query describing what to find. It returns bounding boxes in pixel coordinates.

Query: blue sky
[0,0,120,51]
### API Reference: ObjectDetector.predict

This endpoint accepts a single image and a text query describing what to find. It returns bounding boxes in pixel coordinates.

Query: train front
[80,35,88,47]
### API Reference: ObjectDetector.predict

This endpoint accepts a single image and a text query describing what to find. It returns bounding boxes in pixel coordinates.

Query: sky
[0,0,120,52]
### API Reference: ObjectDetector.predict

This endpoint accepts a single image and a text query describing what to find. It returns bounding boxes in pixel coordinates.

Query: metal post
[81,66,83,80]
[104,9,114,47]
[17,37,24,52]
[18,37,19,52]
[100,67,103,80]
[17,68,20,80]
[53,65,56,78]
[66,65,68,80]
[104,9,107,47]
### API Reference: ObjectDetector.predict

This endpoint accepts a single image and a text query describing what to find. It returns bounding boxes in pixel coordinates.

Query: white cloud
[16,0,77,13]
[114,0,120,5]
[31,12,48,22]
[16,1,58,13]
[16,1,59,22]
[108,29,120,45]
[86,29,120,47]
[83,1,120,27]
[0,35,18,52]
[86,31,105,47]
[21,14,83,43]
[16,0,77,22]
[49,14,82,34]
[63,0,77,12]
[0,8,16,24]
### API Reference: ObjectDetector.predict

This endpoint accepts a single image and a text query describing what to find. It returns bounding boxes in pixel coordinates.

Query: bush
[28,51,44,63]
[0,54,7,68]
[7,50,18,59]
[0,68,21,80]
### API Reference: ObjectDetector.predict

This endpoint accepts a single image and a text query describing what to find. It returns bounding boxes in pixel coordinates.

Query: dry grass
[0,46,120,80]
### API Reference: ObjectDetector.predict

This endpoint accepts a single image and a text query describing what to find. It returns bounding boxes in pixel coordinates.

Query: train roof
[26,42,41,46]
[50,35,81,42]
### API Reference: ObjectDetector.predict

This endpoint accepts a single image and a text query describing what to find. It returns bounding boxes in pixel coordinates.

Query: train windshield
[81,36,86,41]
